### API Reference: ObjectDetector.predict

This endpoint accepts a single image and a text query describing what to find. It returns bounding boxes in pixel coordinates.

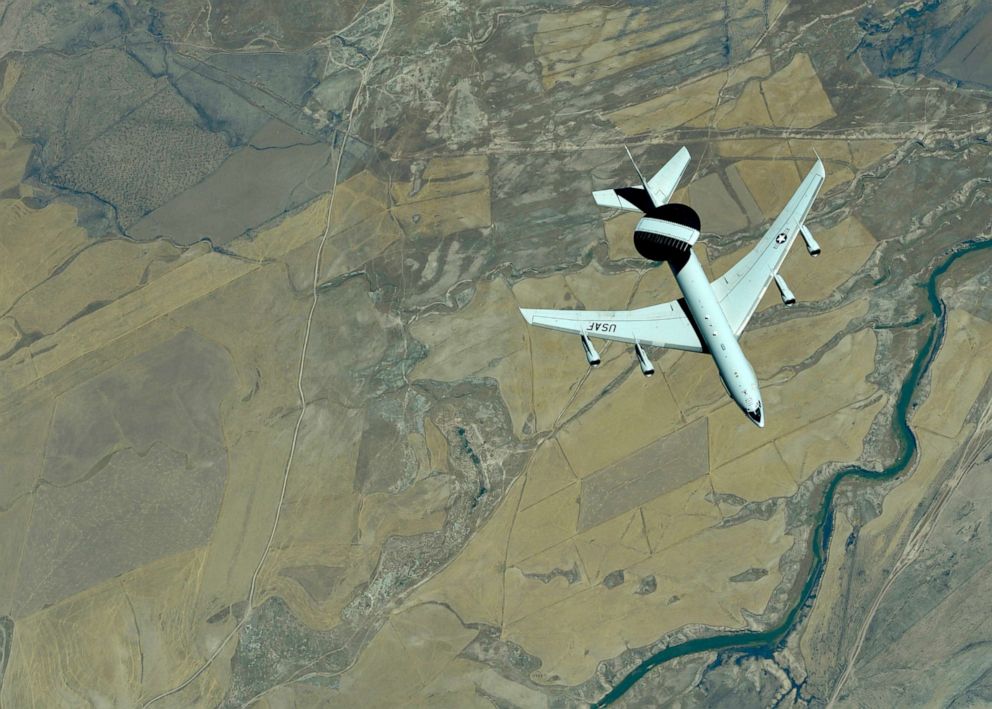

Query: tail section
[592,146,691,213]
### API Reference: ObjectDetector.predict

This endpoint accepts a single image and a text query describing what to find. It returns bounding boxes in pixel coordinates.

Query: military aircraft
[519,146,825,427]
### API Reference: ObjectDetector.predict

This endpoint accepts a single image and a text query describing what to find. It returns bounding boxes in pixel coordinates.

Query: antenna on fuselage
[624,144,659,209]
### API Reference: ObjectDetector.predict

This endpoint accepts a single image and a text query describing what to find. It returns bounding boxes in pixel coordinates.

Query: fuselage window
[721,344,726,351]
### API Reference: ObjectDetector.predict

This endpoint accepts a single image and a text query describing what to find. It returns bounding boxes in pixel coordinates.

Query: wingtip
[519,308,536,324]
[811,149,825,178]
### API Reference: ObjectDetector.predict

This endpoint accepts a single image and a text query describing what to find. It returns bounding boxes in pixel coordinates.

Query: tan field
[607,55,773,135]
[400,279,879,685]
[535,6,727,90]
[389,155,492,240]
[4,3,979,705]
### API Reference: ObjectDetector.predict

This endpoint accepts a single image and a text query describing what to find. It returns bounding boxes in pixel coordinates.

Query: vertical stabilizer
[624,144,656,208]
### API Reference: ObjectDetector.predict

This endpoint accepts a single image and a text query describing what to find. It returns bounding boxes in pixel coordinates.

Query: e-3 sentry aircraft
[519,147,825,428]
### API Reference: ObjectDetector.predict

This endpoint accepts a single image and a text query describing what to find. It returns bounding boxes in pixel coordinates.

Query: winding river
[596,239,992,706]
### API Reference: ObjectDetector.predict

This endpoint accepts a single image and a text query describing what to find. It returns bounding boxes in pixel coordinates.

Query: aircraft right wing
[593,146,690,212]
[711,159,825,336]
[519,298,705,352]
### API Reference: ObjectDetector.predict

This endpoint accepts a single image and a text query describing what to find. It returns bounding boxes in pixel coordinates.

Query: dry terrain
[0,0,990,707]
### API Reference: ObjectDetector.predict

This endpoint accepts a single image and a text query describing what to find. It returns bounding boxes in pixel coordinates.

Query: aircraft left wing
[519,299,704,352]
[711,159,825,336]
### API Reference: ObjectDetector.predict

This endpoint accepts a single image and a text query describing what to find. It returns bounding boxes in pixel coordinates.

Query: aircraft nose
[746,402,764,428]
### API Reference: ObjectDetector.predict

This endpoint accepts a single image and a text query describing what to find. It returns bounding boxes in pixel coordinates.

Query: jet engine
[634,343,655,377]
[800,225,821,256]
[774,274,796,306]
[580,334,601,367]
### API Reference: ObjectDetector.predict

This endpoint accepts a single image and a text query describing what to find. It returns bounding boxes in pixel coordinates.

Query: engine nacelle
[800,224,821,256]
[774,274,796,306]
[580,334,601,367]
[634,343,655,377]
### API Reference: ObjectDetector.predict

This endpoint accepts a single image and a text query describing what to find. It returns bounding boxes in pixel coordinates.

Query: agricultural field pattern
[0,0,991,707]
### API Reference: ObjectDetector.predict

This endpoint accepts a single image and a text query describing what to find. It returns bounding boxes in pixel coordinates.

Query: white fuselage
[669,250,764,427]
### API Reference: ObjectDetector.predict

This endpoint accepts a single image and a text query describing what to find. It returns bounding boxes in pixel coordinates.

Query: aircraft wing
[519,299,704,353]
[593,147,691,212]
[711,159,825,336]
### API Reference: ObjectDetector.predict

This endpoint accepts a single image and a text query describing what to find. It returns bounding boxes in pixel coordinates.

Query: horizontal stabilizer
[646,146,690,206]
[593,186,655,212]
